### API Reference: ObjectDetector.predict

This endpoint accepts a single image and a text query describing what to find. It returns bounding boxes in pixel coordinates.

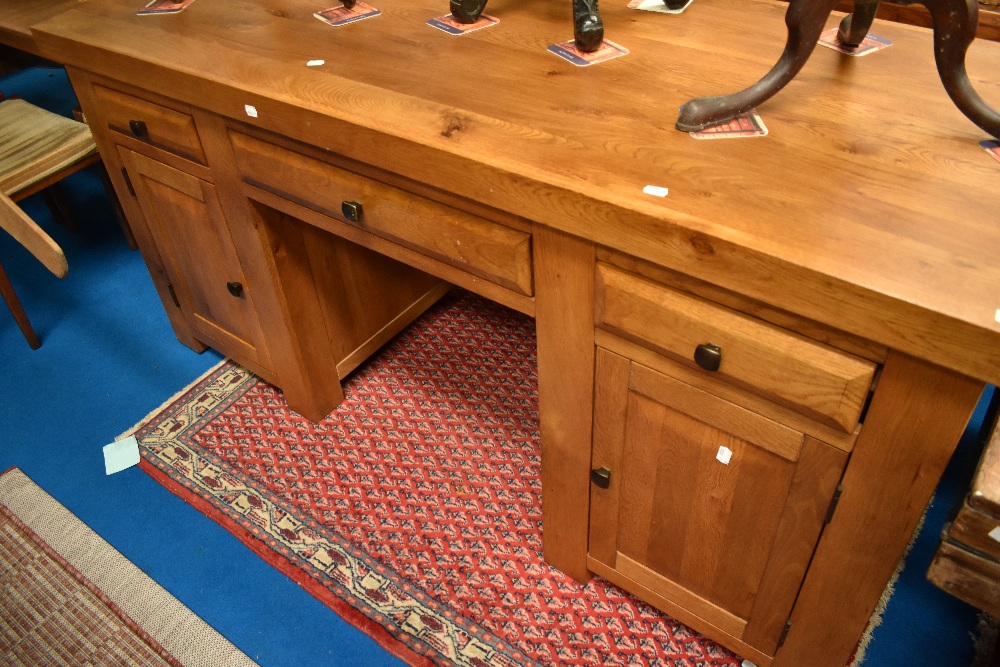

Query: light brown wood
[11,2,999,663]
[250,203,347,420]
[614,552,749,639]
[65,68,207,354]
[29,0,1000,389]
[628,362,805,462]
[596,247,889,366]
[533,225,595,583]
[243,184,535,316]
[92,84,207,165]
[596,328,860,453]
[926,540,1000,616]
[190,109,277,377]
[0,1,78,55]
[774,352,984,667]
[740,436,848,654]
[0,191,66,278]
[587,555,774,667]
[119,147,267,372]
[588,347,631,568]
[589,352,846,656]
[248,201,449,420]
[229,130,534,296]
[596,261,877,433]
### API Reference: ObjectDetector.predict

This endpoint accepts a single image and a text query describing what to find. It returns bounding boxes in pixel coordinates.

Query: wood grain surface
[29,0,1000,388]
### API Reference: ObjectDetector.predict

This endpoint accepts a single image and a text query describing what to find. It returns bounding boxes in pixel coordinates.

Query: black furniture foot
[676,0,1000,140]
[573,0,604,52]
[451,0,488,24]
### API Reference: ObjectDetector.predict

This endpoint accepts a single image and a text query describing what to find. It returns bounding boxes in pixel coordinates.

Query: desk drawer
[92,84,206,164]
[229,131,533,296]
[595,262,876,432]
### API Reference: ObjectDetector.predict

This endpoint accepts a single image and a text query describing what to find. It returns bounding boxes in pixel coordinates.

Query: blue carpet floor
[0,65,989,666]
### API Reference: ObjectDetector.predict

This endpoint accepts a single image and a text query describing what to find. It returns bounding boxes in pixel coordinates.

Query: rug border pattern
[134,362,538,667]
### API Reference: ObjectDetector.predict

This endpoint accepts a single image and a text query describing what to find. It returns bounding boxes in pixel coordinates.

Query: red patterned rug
[131,289,743,666]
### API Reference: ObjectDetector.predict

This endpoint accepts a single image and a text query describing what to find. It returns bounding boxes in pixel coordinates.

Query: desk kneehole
[227,129,534,298]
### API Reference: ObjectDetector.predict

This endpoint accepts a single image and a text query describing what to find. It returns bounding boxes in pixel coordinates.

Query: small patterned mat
[0,467,258,667]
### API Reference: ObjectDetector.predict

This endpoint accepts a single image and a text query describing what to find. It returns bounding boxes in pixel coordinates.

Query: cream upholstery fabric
[0,98,97,196]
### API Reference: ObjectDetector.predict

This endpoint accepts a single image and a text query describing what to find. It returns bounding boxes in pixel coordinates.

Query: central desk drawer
[595,262,877,433]
[229,131,533,296]
[92,84,206,164]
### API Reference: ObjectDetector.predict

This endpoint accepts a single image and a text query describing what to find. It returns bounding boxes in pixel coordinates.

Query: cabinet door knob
[129,119,148,137]
[590,466,611,489]
[341,200,363,222]
[694,343,722,371]
[226,281,244,297]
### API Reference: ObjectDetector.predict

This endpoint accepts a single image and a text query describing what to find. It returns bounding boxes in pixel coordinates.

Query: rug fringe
[847,507,928,666]
[116,358,229,442]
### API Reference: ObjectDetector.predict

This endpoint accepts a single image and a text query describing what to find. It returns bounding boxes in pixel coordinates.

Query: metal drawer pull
[341,200,363,222]
[590,466,611,489]
[694,343,722,371]
[128,119,147,137]
[226,281,244,297]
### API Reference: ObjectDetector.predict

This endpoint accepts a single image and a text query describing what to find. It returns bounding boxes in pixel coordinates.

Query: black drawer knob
[341,200,363,222]
[226,281,244,297]
[694,343,722,371]
[129,119,148,137]
[590,466,611,489]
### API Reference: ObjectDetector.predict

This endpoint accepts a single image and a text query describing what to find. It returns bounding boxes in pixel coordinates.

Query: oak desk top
[28,0,1000,385]
[0,0,83,56]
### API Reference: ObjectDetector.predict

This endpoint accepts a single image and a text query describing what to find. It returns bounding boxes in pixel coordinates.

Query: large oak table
[10,0,1000,664]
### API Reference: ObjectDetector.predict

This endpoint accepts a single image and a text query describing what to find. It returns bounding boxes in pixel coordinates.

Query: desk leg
[534,225,595,583]
[773,352,984,667]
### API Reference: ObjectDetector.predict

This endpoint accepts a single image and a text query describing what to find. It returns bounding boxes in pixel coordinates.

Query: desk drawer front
[92,84,206,164]
[230,131,533,296]
[595,262,876,432]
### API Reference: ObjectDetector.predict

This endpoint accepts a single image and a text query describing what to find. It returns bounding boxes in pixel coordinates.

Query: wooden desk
[22,0,1000,664]
[0,0,81,56]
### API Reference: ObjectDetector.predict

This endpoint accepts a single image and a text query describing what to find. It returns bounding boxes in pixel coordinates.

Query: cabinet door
[588,347,848,657]
[120,148,264,368]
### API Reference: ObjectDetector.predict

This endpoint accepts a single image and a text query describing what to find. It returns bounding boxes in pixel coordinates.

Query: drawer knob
[341,200,363,223]
[129,119,148,137]
[694,343,722,371]
[590,466,611,489]
[226,281,244,297]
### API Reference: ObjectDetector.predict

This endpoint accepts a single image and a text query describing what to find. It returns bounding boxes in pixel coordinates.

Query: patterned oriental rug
[127,289,751,666]
[0,467,258,667]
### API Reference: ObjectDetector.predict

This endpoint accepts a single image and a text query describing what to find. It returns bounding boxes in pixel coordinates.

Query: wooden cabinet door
[119,148,264,368]
[588,347,848,657]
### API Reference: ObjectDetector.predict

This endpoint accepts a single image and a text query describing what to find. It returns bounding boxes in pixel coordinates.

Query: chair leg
[41,183,76,231]
[0,259,41,349]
